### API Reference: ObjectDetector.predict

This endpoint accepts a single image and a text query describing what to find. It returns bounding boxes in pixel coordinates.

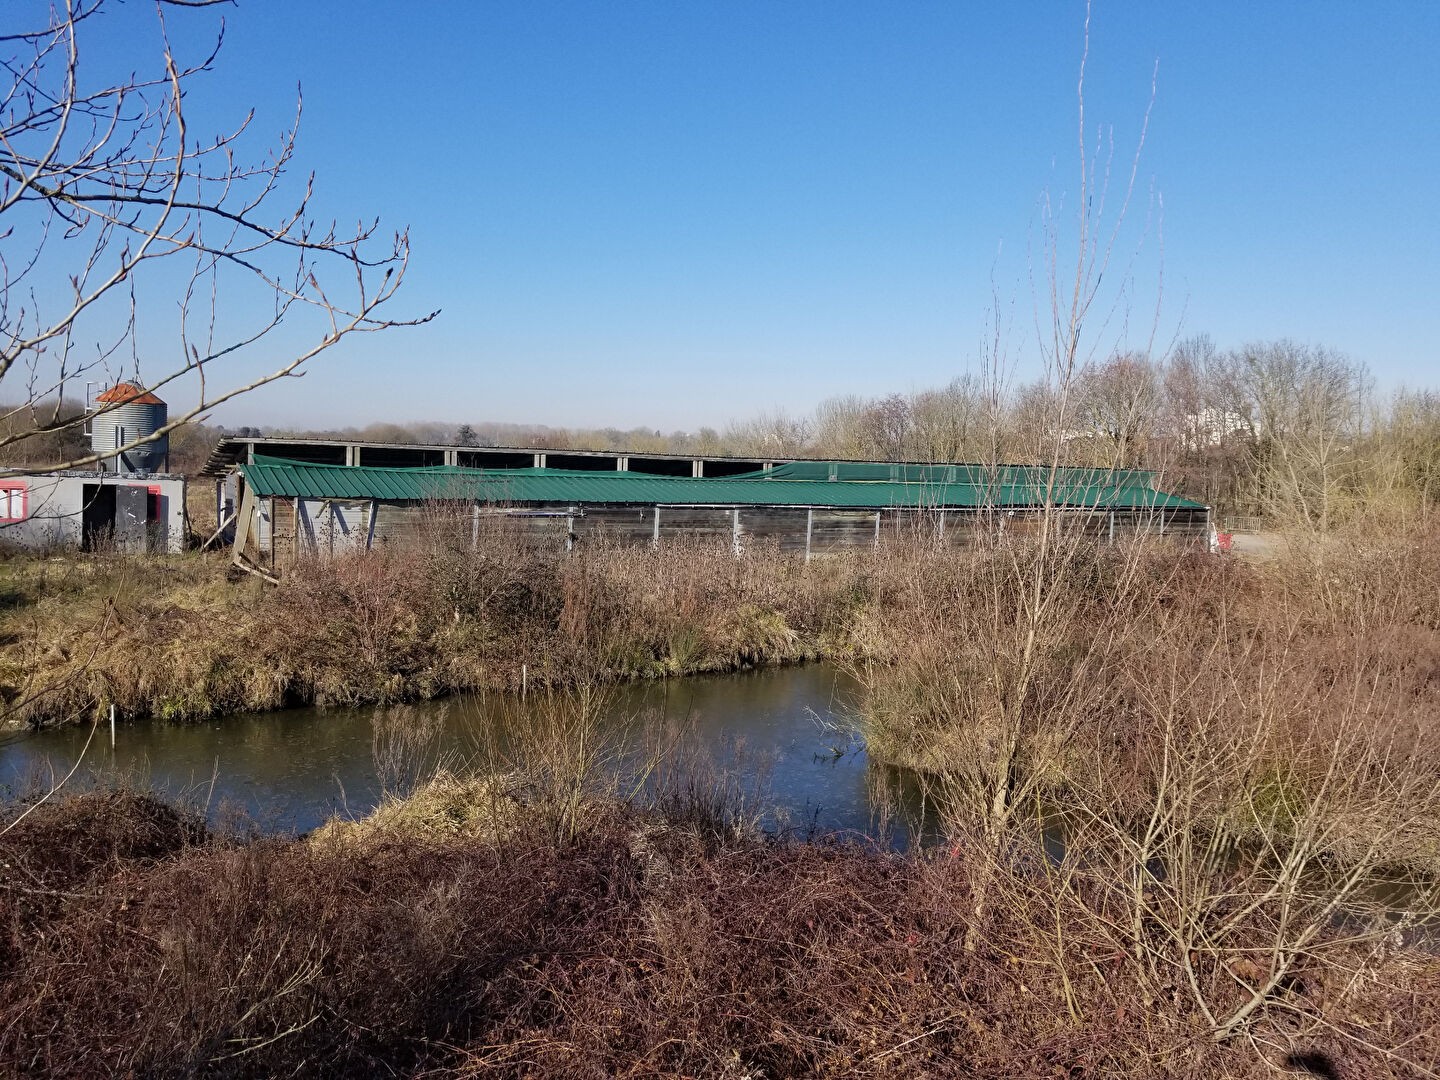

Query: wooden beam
[230,486,256,568]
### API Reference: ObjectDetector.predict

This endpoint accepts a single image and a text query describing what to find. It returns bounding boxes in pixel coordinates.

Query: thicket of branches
[0,0,431,476]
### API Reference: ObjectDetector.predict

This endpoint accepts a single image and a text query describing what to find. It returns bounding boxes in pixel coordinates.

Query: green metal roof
[239,455,1207,511]
[730,460,1162,488]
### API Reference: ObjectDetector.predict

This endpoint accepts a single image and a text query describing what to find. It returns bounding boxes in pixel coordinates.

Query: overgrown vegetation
[4,510,1440,1074]
[0,530,866,728]
[2,758,1436,1077]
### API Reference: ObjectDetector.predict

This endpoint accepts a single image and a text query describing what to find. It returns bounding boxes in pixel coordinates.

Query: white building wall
[0,473,187,553]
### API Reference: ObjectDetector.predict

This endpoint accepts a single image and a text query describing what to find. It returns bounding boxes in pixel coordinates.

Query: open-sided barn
[223,455,1211,577]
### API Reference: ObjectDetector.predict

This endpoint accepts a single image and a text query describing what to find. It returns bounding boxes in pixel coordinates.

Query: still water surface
[0,664,929,842]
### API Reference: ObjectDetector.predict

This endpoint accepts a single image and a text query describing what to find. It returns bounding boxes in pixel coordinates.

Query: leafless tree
[1073,351,1160,468]
[719,408,810,458]
[1214,341,1369,532]
[907,375,991,462]
[0,0,435,474]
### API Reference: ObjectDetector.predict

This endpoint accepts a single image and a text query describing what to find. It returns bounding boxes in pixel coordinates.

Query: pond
[0,664,935,843]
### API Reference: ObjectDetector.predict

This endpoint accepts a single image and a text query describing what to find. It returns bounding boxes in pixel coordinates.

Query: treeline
[723,338,1440,525]
[243,337,1440,524]
[9,336,1438,524]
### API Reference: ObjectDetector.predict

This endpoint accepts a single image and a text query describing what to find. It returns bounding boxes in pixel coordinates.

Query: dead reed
[0,526,872,729]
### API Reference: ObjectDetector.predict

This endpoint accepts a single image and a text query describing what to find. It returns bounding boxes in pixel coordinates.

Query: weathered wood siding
[809,509,880,553]
[574,506,656,545]
[738,507,811,555]
[657,507,733,542]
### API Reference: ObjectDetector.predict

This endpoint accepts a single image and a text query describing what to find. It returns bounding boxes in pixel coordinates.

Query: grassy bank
[0,532,870,729]
[2,775,1435,1078]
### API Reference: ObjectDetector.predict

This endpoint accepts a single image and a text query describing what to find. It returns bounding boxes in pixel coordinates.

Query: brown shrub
[2,787,1435,1078]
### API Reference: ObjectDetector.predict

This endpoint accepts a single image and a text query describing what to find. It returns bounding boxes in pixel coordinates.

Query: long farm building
[220,453,1211,576]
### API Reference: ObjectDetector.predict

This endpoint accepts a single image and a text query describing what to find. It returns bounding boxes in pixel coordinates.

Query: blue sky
[89,2,1440,430]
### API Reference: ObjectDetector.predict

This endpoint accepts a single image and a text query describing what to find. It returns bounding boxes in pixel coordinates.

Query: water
[0,664,929,841]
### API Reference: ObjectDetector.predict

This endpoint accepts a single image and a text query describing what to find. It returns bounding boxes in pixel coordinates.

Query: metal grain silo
[92,383,168,473]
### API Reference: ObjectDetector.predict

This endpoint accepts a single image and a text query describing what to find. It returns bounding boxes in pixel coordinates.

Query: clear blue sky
[105,2,1440,431]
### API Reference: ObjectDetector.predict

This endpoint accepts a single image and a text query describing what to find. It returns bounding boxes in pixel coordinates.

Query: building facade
[0,472,186,553]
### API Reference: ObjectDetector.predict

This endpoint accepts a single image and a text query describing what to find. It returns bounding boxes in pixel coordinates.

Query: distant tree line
[7,335,1436,529]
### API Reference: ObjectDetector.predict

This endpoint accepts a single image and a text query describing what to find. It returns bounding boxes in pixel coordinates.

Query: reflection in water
[0,664,934,843]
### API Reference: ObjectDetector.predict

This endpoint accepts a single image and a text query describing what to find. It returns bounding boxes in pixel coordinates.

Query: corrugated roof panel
[95,382,166,406]
[239,456,1208,511]
[735,460,1160,488]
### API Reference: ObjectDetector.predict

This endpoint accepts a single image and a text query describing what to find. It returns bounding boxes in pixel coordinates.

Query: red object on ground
[1216,532,1234,553]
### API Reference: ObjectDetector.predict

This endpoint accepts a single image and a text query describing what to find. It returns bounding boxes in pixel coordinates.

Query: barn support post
[805,507,813,563]
[291,498,301,567]
[652,506,661,548]
[471,503,480,551]
[566,512,575,552]
[874,510,881,548]
[1108,510,1115,546]
[366,500,379,551]
[731,508,742,556]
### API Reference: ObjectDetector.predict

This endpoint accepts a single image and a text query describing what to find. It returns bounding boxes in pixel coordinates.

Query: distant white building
[0,382,185,554]
[0,471,186,553]
[1182,408,1256,450]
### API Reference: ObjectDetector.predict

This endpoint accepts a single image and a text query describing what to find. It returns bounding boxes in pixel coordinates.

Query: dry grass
[0,530,873,729]
[4,515,1439,1073]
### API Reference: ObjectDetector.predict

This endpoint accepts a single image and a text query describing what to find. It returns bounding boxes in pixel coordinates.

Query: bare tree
[0,0,435,474]
[719,408,810,458]
[1073,351,1160,468]
[907,375,991,462]
[1215,341,1369,532]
